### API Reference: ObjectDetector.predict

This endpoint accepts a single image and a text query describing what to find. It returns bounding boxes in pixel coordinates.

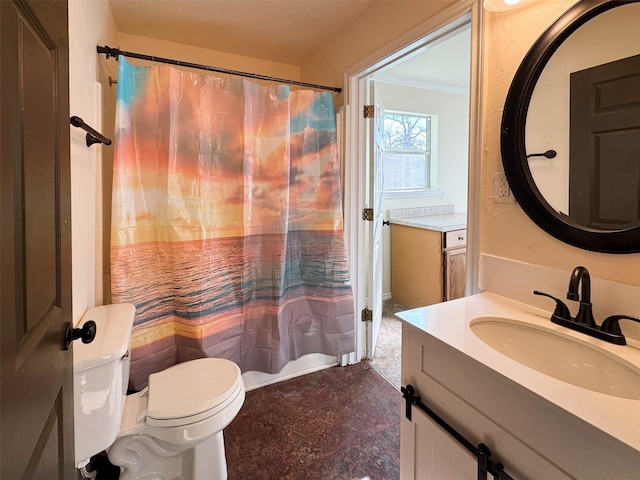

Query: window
[382,111,436,192]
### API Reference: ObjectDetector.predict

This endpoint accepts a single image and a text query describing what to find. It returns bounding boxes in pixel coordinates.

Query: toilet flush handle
[63,320,97,350]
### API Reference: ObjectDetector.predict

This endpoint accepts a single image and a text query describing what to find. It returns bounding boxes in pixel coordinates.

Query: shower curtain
[110,57,355,389]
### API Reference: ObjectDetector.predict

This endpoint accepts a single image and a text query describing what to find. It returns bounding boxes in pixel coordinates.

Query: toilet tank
[73,303,135,466]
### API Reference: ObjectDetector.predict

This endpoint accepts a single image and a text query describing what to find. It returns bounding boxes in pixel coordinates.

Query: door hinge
[362,208,374,221]
[363,105,375,118]
[361,308,373,322]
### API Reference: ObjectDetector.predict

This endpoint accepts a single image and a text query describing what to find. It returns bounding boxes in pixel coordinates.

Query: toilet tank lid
[73,303,136,372]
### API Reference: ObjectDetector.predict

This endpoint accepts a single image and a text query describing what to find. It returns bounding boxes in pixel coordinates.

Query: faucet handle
[600,315,640,336]
[533,290,571,319]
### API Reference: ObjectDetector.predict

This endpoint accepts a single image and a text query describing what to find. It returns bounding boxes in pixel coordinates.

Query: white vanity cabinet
[401,323,574,479]
[399,294,640,480]
[402,402,477,480]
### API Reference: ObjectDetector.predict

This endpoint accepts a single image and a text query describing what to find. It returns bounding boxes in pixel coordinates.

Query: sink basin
[470,317,640,399]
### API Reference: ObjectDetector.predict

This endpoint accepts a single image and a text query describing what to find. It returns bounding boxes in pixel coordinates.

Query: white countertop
[396,292,640,453]
[389,212,467,232]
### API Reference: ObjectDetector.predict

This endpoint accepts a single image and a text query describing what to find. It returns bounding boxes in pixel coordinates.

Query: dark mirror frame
[501,0,640,253]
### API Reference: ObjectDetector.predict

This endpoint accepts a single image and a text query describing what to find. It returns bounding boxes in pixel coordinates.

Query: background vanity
[389,206,467,308]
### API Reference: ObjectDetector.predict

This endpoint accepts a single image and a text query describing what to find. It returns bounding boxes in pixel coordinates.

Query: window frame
[381,109,439,196]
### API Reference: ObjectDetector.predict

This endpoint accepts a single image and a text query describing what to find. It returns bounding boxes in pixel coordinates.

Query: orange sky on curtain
[112,58,343,244]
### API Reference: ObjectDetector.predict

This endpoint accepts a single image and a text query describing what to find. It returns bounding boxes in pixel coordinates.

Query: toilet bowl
[73,304,244,480]
[109,358,244,480]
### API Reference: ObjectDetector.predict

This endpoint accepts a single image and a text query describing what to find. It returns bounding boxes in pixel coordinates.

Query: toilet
[72,303,245,480]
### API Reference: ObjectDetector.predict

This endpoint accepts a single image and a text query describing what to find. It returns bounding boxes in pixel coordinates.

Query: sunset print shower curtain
[110,57,355,389]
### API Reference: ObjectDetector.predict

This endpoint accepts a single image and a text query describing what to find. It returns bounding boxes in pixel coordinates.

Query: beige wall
[481,0,640,286]
[301,1,457,105]
[118,33,301,81]
[68,0,119,322]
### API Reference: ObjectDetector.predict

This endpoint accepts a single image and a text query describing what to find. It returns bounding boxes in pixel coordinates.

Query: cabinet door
[444,248,466,301]
[401,409,476,480]
[391,224,442,308]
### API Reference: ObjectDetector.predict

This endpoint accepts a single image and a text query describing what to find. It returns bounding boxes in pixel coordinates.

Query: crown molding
[374,73,469,96]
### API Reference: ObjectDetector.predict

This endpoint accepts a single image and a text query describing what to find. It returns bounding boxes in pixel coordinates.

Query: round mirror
[501,0,640,253]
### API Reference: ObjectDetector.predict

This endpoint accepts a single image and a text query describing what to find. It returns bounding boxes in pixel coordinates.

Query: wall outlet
[493,172,515,204]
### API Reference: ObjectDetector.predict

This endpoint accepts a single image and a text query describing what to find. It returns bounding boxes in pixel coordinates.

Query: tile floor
[225,362,401,479]
[89,299,407,480]
[366,299,406,390]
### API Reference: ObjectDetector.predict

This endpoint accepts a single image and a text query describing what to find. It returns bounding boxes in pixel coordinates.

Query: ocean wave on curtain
[110,56,355,390]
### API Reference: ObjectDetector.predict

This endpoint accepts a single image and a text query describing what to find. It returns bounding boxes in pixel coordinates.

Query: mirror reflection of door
[570,53,640,230]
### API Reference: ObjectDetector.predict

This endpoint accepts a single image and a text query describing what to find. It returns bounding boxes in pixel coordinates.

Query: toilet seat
[146,358,242,428]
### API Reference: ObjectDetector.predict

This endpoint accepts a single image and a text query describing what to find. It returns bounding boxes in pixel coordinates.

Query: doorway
[343,1,484,373]
[371,23,472,387]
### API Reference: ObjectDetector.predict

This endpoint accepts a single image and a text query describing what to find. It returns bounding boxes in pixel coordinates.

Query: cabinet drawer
[445,229,466,249]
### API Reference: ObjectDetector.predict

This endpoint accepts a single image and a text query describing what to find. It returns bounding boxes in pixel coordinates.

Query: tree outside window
[383,112,434,192]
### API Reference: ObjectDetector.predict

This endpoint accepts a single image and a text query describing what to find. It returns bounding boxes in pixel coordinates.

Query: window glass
[383,112,432,192]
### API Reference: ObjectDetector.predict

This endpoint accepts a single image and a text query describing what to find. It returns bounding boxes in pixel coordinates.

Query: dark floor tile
[225,402,306,479]
[273,392,368,467]
[373,422,401,466]
[238,383,276,414]
[319,362,375,393]
[280,433,399,480]
[333,367,401,436]
[264,369,337,404]
[224,363,401,480]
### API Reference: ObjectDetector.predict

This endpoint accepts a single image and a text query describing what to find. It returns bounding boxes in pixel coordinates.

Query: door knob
[63,320,97,350]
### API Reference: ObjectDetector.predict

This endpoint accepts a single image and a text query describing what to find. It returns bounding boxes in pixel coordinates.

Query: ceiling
[375,27,470,90]
[109,0,377,65]
[108,0,470,89]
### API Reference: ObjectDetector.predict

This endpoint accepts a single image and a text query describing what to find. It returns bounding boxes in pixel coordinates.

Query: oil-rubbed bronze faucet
[533,266,636,346]
[532,290,570,319]
[601,315,640,336]
[566,266,596,327]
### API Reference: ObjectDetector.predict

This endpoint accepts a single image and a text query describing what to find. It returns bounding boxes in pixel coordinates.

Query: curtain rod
[96,45,342,93]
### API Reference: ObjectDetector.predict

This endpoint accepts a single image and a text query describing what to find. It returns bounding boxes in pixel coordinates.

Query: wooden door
[0,1,74,478]
[569,53,640,229]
